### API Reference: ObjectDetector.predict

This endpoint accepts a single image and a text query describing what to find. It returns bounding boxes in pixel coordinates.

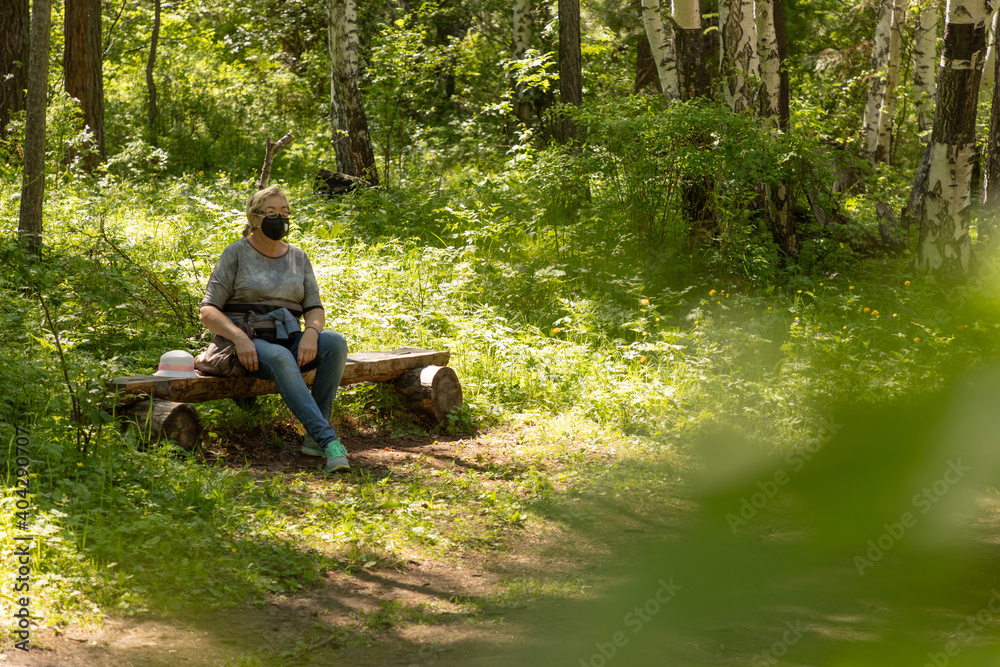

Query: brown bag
[194,318,255,377]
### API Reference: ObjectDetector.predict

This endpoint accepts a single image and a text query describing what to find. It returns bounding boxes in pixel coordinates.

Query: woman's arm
[297,308,326,366]
[199,305,260,372]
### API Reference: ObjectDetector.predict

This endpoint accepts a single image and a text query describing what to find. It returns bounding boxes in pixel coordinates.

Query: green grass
[2,170,1000,652]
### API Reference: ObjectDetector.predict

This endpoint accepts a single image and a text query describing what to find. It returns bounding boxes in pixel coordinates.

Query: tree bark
[863,0,894,157]
[146,0,160,146]
[513,0,534,123]
[328,0,378,185]
[720,0,759,113]
[18,0,51,256]
[394,365,463,424]
[916,0,992,281]
[641,0,680,100]
[913,4,939,134]
[326,0,355,174]
[773,0,790,130]
[873,0,906,164]
[0,0,29,140]
[673,0,710,100]
[985,25,1000,206]
[64,0,106,170]
[124,400,203,451]
[757,0,797,259]
[559,0,582,143]
[985,9,999,89]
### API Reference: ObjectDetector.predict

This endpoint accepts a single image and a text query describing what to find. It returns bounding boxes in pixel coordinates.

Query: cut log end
[123,399,203,451]
[394,365,463,424]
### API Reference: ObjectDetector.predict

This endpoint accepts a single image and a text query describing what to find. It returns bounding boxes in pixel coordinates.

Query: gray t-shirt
[201,238,323,315]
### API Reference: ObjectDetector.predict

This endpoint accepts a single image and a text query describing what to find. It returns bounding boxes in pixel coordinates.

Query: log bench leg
[123,399,204,451]
[393,365,463,423]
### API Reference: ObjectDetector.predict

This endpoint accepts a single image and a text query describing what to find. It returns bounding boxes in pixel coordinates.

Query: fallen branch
[258,133,294,190]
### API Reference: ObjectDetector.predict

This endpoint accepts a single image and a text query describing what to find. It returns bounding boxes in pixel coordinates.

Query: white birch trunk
[913,4,938,133]
[873,0,907,163]
[514,0,532,58]
[641,0,680,100]
[863,0,895,156]
[984,10,999,89]
[326,0,352,174]
[756,0,780,123]
[720,0,759,113]
[916,0,993,279]
[328,0,378,184]
[512,0,533,122]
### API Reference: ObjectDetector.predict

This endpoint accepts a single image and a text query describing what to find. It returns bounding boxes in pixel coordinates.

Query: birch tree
[0,0,29,139]
[985,43,1000,205]
[916,0,993,280]
[863,0,905,164]
[673,0,710,100]
[328,0,378,185]
[327,0,358,174]
[513,0,533,123]
[985,12,999,88]
[913,3,938,133]
[641,0,679,99]
[757,0,797,257]
[19,0,52,255]
[720,0,759,113]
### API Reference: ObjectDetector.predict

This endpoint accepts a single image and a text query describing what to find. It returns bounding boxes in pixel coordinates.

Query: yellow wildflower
[849,286,855,290]
[709,289,716,296]
[914,337,921,343]
[904,281,911,286]
[639,356,647,363]
[640,298,650,306]
[863,307,870,313]
[551,327,562,334]
[872,310,879,316]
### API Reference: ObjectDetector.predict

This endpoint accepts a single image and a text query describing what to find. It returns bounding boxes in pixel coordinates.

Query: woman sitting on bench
[198,186,350,472]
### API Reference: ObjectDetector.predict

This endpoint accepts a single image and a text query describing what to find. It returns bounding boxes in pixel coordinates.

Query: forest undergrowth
[3,168,1000,660]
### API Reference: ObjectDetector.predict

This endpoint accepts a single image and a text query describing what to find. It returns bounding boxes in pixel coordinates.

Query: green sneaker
[301,433,324,457]
[324,439,350,473]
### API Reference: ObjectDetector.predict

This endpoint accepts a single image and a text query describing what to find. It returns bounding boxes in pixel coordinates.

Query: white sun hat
[153,350,199,378]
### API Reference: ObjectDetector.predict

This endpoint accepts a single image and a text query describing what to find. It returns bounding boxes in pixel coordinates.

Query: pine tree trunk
[558,0,582,143]
[328,0,378,185]
[873,0,906,164]
[863,0,895,158]
[641,0,680,100]
[0,0,29,140]
[913,5,939,134]
[146,0,161,146]
[673,0,710,100]
[513,0,534,123]
[916,0,991,281]
[720,0,759,113]
[18,0,51,255]
[64,0,106,171]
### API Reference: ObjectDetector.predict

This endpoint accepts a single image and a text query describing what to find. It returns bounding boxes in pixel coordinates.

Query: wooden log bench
[109,348,462,451]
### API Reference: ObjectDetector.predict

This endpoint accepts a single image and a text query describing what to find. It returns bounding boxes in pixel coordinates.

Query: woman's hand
[297,327,319,366]
[234,334,259,372]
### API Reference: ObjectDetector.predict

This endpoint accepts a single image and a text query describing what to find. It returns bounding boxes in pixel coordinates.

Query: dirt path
[7,430,1000,666]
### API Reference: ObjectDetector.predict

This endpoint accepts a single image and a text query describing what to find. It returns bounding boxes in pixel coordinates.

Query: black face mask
[259,214,289,241]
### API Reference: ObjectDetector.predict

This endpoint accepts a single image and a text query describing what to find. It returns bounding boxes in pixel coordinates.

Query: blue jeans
[250,331,348,449]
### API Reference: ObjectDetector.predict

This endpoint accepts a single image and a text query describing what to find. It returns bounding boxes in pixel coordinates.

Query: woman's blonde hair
[242,186,288,237]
